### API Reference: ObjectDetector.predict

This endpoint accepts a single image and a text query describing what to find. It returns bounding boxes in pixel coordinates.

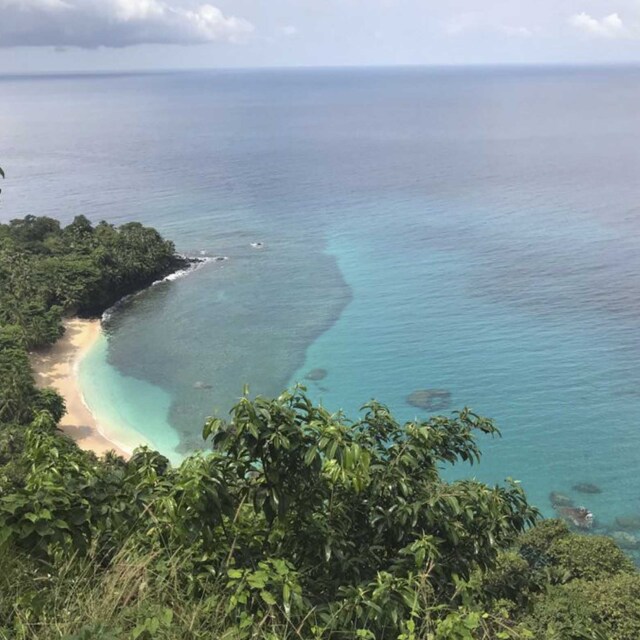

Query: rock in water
[193,381,213,390]
[614,515,640,531]
[572,482,602,494]
[555,506,594,530]
[611,531,640,550]
[549,491,574,508]
[305,368,327,381]
[406,389,452,412]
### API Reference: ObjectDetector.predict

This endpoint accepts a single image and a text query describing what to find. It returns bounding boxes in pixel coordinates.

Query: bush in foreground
[0,390,638,638]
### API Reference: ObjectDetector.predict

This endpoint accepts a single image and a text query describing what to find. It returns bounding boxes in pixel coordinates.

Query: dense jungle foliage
[0,214,187,425]
[0,214,639,639]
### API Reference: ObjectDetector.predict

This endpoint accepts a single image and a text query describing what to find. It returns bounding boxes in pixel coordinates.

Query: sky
[2,0,640,73]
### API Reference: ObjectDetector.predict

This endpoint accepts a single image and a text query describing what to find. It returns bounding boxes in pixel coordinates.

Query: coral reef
[549,491,574,508]
[572,482,602,494]
[406,389,451,412]
[610,531,640,550]
[614,515,640,531]
[305,368,327,381]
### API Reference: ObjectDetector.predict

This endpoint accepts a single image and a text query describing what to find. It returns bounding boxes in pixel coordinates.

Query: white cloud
[280,25,298,37]
[0,0,254,48]
[569,12,629,39]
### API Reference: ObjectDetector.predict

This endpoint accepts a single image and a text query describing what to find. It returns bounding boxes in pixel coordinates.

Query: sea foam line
[101,255,227,324]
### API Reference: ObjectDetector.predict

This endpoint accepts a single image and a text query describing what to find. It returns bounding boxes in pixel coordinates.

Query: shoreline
[30,318,130,459]
[28,257,212,462]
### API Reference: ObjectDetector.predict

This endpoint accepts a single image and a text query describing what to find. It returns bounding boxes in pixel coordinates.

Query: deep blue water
[2,67,640,546]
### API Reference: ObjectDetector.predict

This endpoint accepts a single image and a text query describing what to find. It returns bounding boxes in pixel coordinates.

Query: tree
[199,391,538,602]
[0,388,540,638]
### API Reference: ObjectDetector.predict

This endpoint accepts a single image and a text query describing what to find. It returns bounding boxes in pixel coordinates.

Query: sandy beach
[31,318,129,458]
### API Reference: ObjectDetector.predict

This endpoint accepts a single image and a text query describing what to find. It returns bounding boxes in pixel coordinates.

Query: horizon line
[2,60,640,79]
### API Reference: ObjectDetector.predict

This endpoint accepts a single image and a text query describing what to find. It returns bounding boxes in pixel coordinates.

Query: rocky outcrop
[549,491,573,508]
[305,368,327,381]
[572,483,602,494]
[555,506,594,530]
[611,530,640,550]
[406,389,451,412]
[614,515,640,531]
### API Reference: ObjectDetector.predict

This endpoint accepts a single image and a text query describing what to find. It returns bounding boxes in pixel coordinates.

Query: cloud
[569,12,629,38]
[0,0,254,48]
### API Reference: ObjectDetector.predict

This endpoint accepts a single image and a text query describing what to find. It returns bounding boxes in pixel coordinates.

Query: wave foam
[101,255,227,324]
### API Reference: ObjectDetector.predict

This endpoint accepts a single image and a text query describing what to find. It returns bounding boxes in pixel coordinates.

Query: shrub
[547,535,635,582]
[517,519,570,556]
[522,584,602,640]
[576,573,640,640]
[479,550,536,606]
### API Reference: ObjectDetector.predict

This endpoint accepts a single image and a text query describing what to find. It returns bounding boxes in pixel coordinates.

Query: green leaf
[247,571,267,589]
[260,590,277,606]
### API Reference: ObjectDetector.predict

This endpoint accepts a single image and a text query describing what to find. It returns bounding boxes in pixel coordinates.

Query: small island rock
[555,506,594,530]
[549,491,573,508]
[572,482,602,494]
[615,515,640,531]
[406,389,452,412]
[611,531,640,550]
[305,368,328,381]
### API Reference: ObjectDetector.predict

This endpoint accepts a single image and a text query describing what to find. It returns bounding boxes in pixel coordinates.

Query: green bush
[524,573,640,640]
[576,573,640,640]
[517,519,570,555]
[522,584,602,640]
[517,519,634,583]
[548,535,635,582]
[479,550,536,606]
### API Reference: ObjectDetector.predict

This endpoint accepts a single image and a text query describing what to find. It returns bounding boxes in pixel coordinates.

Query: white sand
[31,318,129,458]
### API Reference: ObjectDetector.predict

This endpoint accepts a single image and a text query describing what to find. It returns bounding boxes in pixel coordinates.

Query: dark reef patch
[573,483,602,494]
[549,491,573,508]
[615,515,640,531]
[305,368,328,382]
[406,389,451,412]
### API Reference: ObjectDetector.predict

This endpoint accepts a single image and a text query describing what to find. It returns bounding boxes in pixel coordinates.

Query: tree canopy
[0,215,187,429]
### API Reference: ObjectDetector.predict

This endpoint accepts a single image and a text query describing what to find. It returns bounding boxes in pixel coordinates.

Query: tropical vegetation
[0,212,638,639]
[0,213,187,426]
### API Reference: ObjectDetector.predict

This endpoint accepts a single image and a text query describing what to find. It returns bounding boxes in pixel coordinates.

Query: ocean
[2,66,640,540]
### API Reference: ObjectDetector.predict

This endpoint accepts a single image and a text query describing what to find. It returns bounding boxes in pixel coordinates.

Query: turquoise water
[2,67,640,547]
[80,333,182,464]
